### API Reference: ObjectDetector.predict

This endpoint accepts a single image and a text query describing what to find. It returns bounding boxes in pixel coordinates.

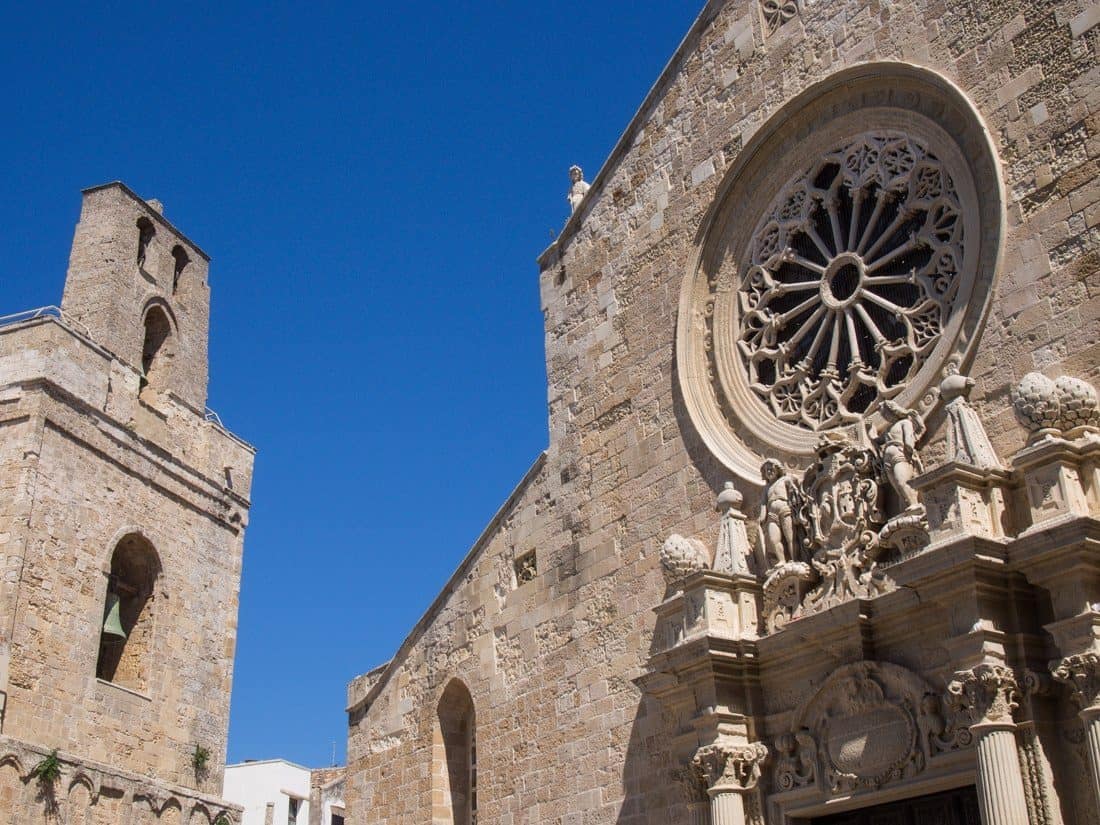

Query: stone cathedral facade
[0,184,254,823]
[345,2,1100,824]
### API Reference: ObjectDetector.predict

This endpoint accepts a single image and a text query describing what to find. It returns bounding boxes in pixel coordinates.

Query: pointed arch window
[433,679,477,825]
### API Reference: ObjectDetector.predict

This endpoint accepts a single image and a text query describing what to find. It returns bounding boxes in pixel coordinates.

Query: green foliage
[192,744,211,777]
[31,749,62,785]
[213,816,231,825]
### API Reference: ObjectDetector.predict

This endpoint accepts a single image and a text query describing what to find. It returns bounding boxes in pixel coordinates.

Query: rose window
[736,132,964,431]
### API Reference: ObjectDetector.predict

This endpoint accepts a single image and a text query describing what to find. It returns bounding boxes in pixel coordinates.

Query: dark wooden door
[811,786,981,825]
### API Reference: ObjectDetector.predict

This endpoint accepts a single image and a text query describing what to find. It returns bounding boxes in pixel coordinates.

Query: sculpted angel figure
[760,458,803,566]
[870,400,925,512]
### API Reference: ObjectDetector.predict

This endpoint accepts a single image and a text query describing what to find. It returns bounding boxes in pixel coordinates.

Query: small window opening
[96,533,161,691]
[513,550,537,586]
[141,305,174,391]
[136,217,156,269]
[287,798,300,825]
[171,245,190,293]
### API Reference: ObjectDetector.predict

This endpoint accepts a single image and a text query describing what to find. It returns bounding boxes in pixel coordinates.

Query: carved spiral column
[947,665,1028,825]
[692,742,768,825]
[1052,652,1100,808]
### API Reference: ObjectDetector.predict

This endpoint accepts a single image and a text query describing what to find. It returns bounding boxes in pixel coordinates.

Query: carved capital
[692,741,769,794]
[1051,652,1100,713]
[947,664,1020,728]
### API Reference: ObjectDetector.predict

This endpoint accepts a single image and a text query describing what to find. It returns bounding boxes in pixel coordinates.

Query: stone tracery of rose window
[737,132,964,431]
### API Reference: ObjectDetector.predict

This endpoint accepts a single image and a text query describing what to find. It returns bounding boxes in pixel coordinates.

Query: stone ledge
[0,733,240,823]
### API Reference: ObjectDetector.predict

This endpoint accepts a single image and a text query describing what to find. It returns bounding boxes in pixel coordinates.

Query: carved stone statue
[567,165,590,213]
[940,363,1003,469]
[760,459,802,567]
[870,400,925,513]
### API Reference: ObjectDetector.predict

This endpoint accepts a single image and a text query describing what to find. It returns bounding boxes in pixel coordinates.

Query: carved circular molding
[676,63,1005,482]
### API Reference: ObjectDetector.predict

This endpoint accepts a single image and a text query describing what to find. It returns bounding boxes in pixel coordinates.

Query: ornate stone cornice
[692,741,769,794]
[1051,652,1100,713]
[947,664,1020,728]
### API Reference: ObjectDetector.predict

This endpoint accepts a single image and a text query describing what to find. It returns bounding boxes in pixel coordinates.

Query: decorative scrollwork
[737,132,964,431]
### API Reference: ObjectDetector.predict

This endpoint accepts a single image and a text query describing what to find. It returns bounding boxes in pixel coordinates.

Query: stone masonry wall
[347,1,1100,822]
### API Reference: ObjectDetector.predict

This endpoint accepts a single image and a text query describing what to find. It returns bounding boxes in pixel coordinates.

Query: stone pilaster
[692,741,768,825]
[947,664,1028,825]
[1052,652,1100,810]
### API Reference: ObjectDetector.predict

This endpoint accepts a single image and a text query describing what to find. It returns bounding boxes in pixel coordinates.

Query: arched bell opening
[140,303,176,394]
[96,533,161,692]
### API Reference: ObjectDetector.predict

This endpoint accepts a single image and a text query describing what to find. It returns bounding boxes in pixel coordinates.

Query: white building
[223,759,345,825]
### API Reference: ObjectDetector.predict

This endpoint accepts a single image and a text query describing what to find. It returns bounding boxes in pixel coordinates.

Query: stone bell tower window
[96,533,161,692]
[171,244,189,293]
[136,216,155,269]
[738,132,964,431]
[141,304,174,391]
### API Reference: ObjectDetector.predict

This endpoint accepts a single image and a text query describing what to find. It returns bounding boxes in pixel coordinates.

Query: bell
[102,592,127,641]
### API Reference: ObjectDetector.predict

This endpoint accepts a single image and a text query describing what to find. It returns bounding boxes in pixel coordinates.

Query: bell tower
[60,182,211,409]
[0,183,253,824]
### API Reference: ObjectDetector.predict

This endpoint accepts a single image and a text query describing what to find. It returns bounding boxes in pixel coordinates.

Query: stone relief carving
[940,362,1003,469]
[946,663,1020,727]
[693,741,769,793]
[1011,372,1100,443]
[760,0,799,36]
[567,165,590,214]
[919,692,972,755]
[659,534,709,591]
[659,402,942,632]
[765,429,910,629]
[1051,651,1100,711]
[778,662,959,795]
[737,132,965,432]
[773,730,816,791]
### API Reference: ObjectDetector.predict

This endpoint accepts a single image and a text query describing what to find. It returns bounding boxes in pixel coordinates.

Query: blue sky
[0,2,702,767]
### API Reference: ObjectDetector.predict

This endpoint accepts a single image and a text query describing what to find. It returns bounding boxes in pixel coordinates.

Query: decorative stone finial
[1011,372,1100,442]
[659,534,708,589]
[567,165,590,214]
[145,198,164,215]
[940,363,1003,469]
[714,481,754,576]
